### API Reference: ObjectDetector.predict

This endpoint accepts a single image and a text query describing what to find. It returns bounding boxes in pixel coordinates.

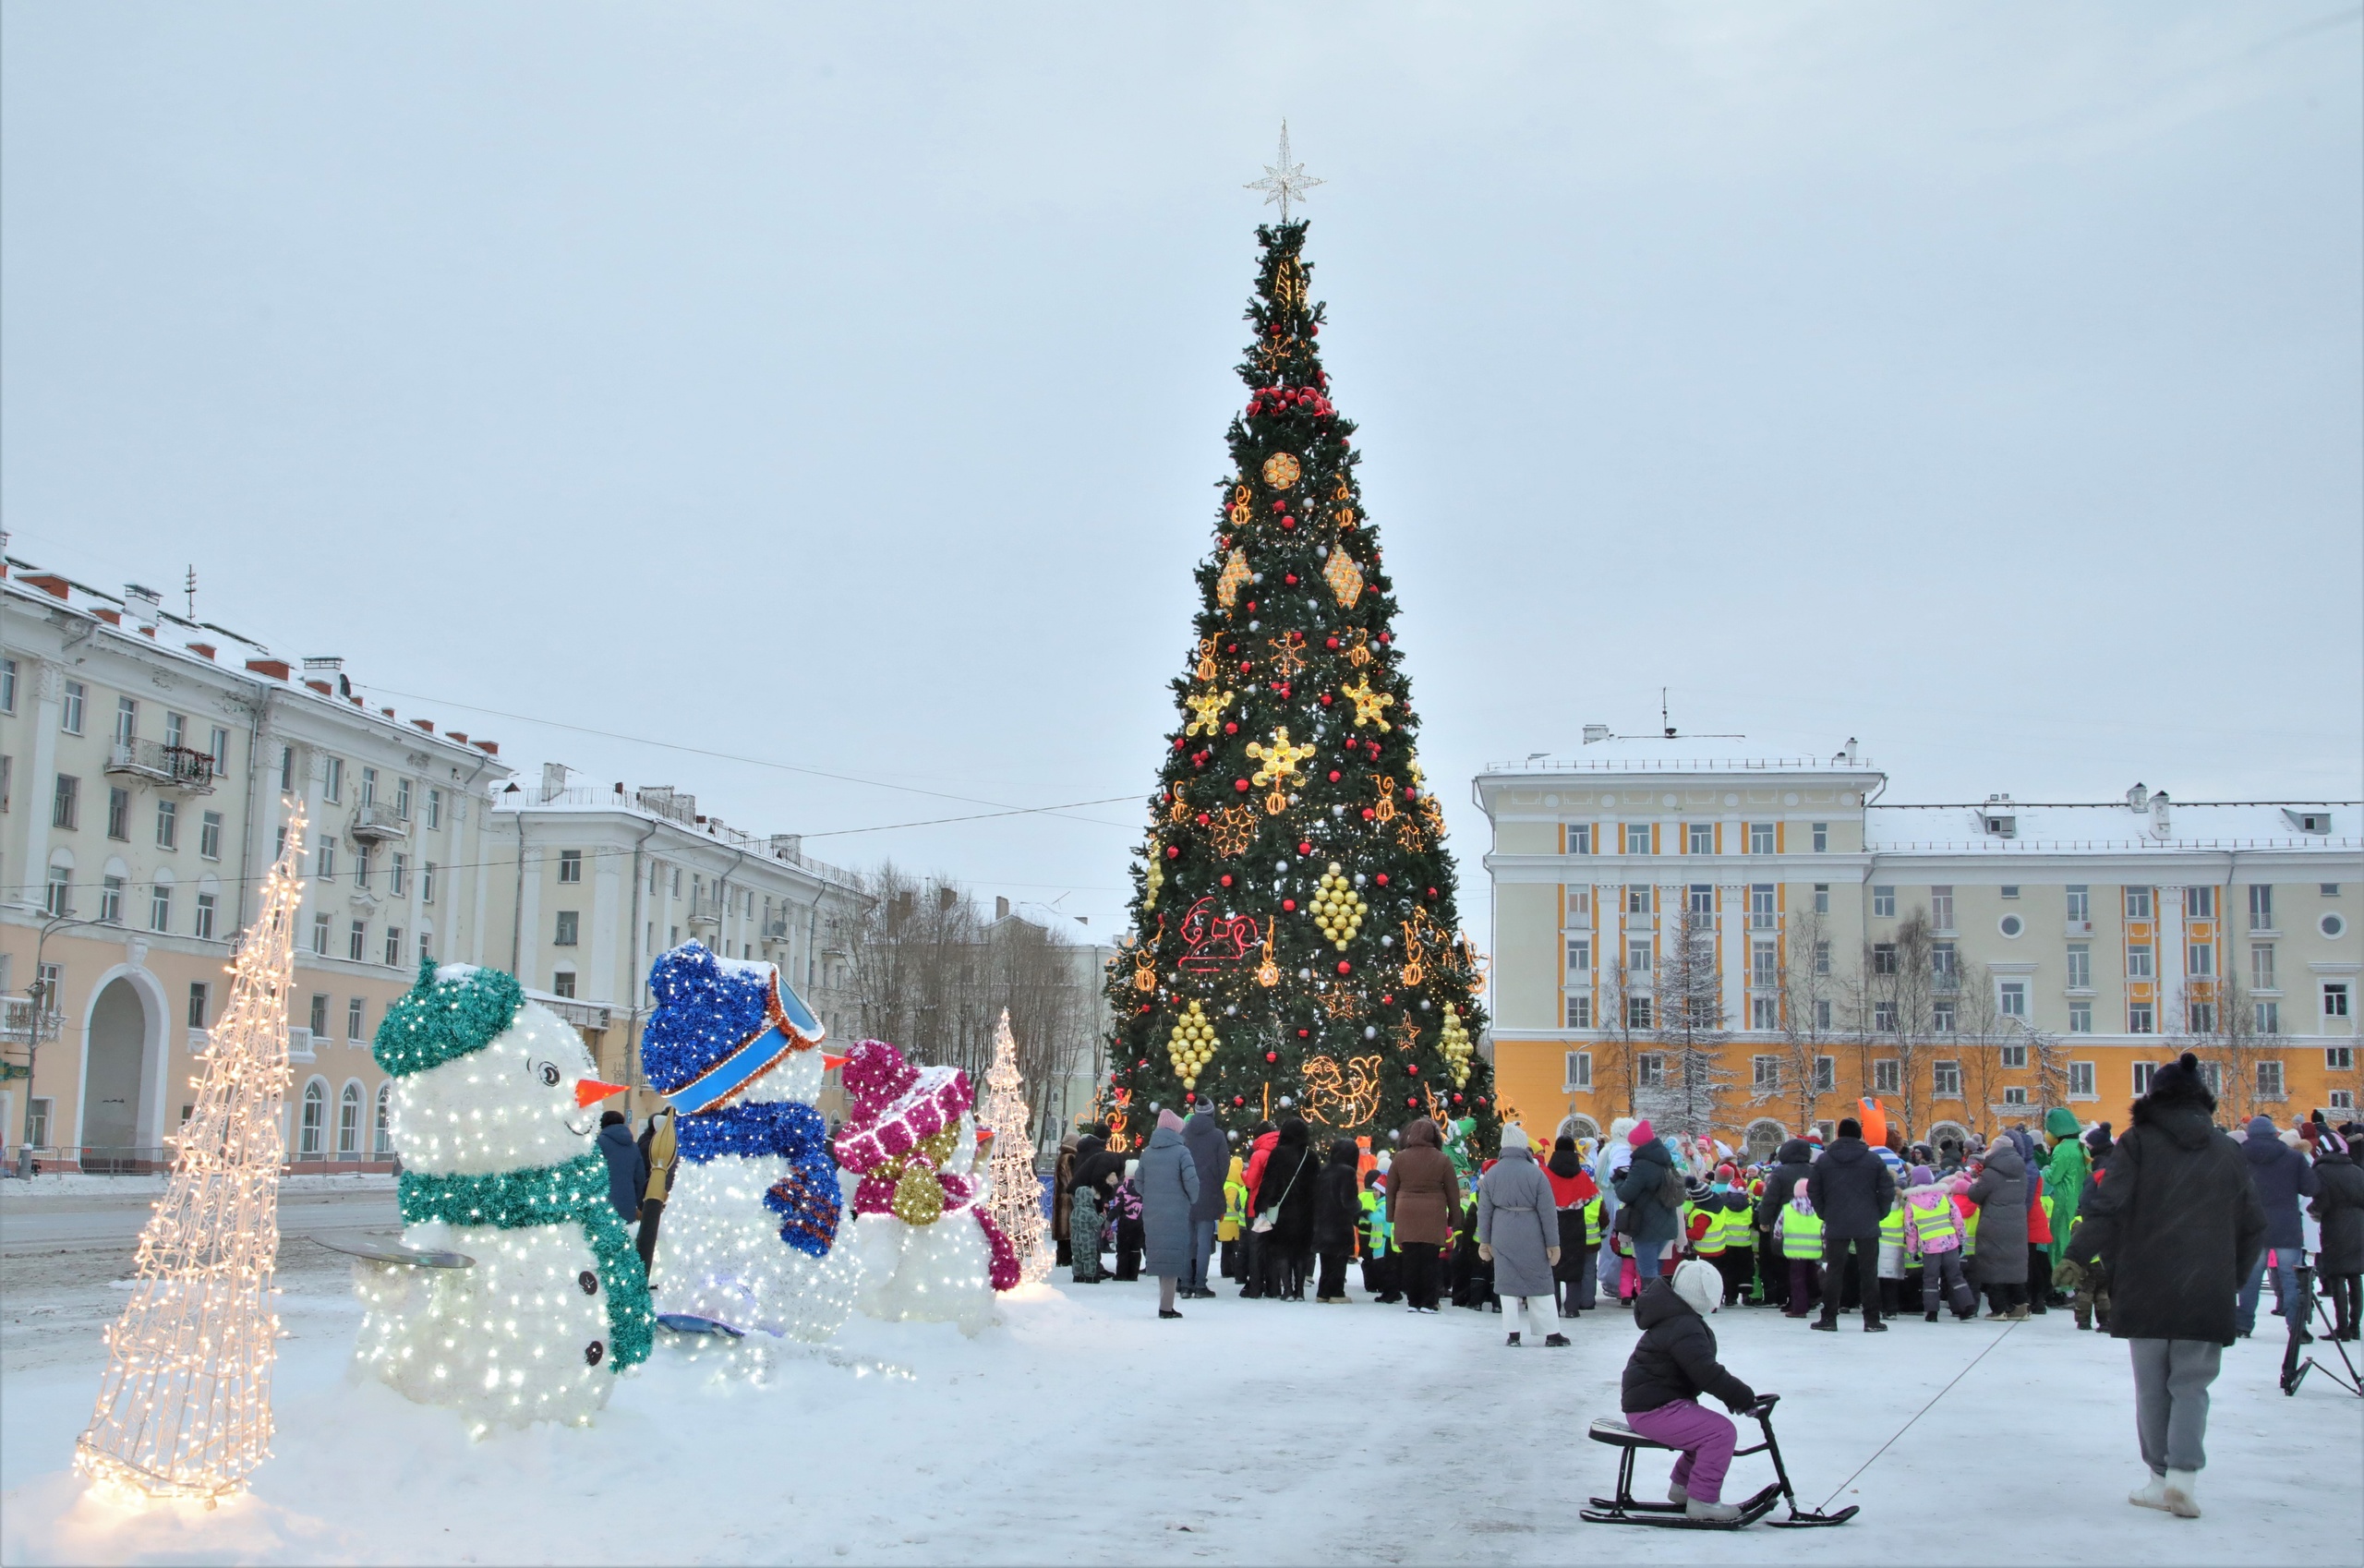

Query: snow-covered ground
[3,1270,2356,1564]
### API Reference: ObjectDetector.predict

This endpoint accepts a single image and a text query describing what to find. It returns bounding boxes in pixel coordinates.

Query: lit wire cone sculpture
[76,810,308,1505]
[981,1010,1052,1287]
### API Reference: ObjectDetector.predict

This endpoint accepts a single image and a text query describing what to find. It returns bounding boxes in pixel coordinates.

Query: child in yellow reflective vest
[1876,1192,1912,1317]
[1903,1164,1974,1319]
[1358,1169,1402,1302]
[1700,1165,1755,1308]
[1219,1156,1248,1280]
[1776,1178,1824,1319]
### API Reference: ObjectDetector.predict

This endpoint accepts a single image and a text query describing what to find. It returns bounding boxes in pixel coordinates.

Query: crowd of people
[1043,1057,2363,1523]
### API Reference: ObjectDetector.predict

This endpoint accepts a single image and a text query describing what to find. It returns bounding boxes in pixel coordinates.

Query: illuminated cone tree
[77,811,308,1503]
[980,1009,1052,1285]
[1106,219,1495,1148]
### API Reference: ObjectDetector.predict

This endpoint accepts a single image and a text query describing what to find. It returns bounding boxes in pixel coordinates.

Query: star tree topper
[1246,121,1324,223]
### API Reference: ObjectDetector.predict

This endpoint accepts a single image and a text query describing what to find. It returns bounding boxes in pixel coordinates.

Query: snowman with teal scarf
[352,960,654,1433]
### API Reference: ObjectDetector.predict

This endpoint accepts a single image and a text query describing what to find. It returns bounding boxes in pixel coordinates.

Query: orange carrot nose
[821,1053,850,1072]
[574,1077,627,1108]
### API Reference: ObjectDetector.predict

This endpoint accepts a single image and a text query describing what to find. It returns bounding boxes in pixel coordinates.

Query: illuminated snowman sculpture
[354,962,654,1432]
[832,1038,1019,1336]
[638,942,860,1341]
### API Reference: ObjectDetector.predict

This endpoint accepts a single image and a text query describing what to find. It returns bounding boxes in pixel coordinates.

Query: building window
[2068,1061,2095,1099]
[395,777,412,820]
[552,971,577,999]
[2334,1091,2357,1112]
[1749,885,1775,929]
[1567,824,1592,854]
[1999,981,2027,1018]
[1813,1055,1836,1091]
[375,1083,393,1157]
[299,1081,326,1160]
[422,862,436,905]
[164,711,186,751]
[1687,822,1713,854]
[416,928,432,964]
[2003,1086,2029,1106]
[1625,823,1652,855]
[1637,1052,1666,1089]
[114,695,139,746]
[1874,1001,1898,1031]
[2125,887,2153,920]
[322,756,344,803]
[195,892,216,940]
[2326,983,2351,1021]
[2127,943,2153,979]
[2131,1062,2156,1095]
[199,810,223,860]
[1750,996,1778,1030]
[2068,1002,2093,1033]
[1565,887,1591,918]
[0,657,13,712]
[2186,886,2215,920]
[100,876,125,923]
[2066,886,2090,924]
[382,926,401,966]
[348,920,368,962]
[1749,823,1775,855]
[2066,944,2091,990]
[338,1083,363,1159]
[44,865,70,917]
[1932,1060,1961,1098]
[1814,998,1833,1031]
[346,997,367,1042]
[61,680,87,733]
[356,848,372,889]
[1813,883,1830,914]
[1873,1059,1900,1093]
[2328,1045,2355,1071]
[106,787,130,839]
[155,798,178,849]
[1932,941,1958,989]
[2257,1060,2285,1101]
[2328,884,2345,898]
[1627,940,1652,973]
[308,994,330,1038]
[358,767,377,805]
[1873,943,1898,976]
[559,849,583,884]
[427,788,442,830]
[2129,1003,2155,1034]
[1753,1055,1780,1090]
[311,913,332,956]
[671,867,682,898]
[1564,995,1591,1028]
[2001,886,2020,899]
[279,746,295,791]
[1627,996,1654,1031]
[391,853,407,897]
[1563,1050,1592,1090]
[1751,941,1777,988]
[2255,1000,2280,1034]
[2250,945,2275,991]
[555,911,580,947]
[1566,938,1590,974]
[2001,1042,2028,1069]
[1812,822,1828,852]
[188,982,211,1029]
[1872,887,1896,919]
[1934,1000,1956,1033]
[1930,887,1954,931]
[149,884,172,932]
[210,726,230,773]
[317,839,336,881]
[2186,942,2213,977]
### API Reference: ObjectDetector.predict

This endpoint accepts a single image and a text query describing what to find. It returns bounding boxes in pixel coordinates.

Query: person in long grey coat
[1181,1109,1229,1299]
[1967,1139,2031,1315]
[1478,1124,1565,1347]
[1137,1110,1202,1319]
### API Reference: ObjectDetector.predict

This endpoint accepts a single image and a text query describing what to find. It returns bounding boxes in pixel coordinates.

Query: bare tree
[2173,966,2284,1128]
[1951,959,2007,1141]
[1853,910,1939,1143]
[1596,955,1648,1119]
[1652,922,1734,1136]
[1771,907,1845,1139]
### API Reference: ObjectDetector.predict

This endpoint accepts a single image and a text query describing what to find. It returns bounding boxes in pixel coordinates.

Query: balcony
[1,995,62,1045]
[104,741,217,793]
[2065,920,2093,936]
[686,893,724,929]
[349,802,409,843]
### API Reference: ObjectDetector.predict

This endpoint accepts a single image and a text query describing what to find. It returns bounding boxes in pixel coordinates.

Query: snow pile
[2,1278,2354,1563]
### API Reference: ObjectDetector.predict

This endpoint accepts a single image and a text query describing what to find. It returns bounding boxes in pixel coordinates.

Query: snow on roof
[1484,733,1876,776]
[1865,800,2360,853]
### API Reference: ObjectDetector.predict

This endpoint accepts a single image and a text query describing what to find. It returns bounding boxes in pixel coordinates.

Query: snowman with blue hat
[353,960,655,1432]
[638,941,861,1342]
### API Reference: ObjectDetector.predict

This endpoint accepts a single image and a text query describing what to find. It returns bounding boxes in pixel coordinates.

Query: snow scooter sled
[1580,1393,1859,1529]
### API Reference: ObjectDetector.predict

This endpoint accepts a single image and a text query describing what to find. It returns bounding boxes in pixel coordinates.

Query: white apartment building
[1477,734,2362,1157]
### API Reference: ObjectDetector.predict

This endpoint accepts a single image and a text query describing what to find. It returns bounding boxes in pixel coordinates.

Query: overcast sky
[6,3,2358,943]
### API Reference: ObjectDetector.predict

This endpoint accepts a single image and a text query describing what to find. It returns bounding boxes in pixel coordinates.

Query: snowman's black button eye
[539,1063,561,1087]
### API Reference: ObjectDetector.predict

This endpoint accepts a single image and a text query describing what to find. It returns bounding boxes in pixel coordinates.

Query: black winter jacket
[1614,1139,1683,1246]
[2239,1116,2320,1248]
[1257,1122,1319,1247]
[2068,1097,2266,1345]
[2310,1150,2364,1275]
[1622,1279,1756,1415]
[1807,1137,1896,1241]
[1312,1139,1362,1253]
[1755,1140,1815,1234]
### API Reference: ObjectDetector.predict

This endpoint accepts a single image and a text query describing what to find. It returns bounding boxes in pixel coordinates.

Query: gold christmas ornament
[1317,986,1365,1020]
[1393,814,1427,852]
[1165,998,1220,1090]
[1300,1054,1382,1128]
[1196,636,1220,683]
[1267,631,1309,681]
[1439,1005,1476,1089]
[1346,628,1373,668]
[1246,727,1314,815]
[1392,1012,1424,1054]
[1261,452,1302,489]
[1256,927,1281,988]
[1322,549,1364,609]
[1309,862,1369,950]
[1217,549,1251,609]
[1373,774,1398,824]
[1184,689,1235,737]
[1229,484,1253,527]
[1210,803,1259,857]
[1142,847,1164,910]
[1167,785,1190,826]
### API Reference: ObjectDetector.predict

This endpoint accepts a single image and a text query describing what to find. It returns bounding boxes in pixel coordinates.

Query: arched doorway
[84,978,152,1170]
[1743,1118,1787,1164]
[1556,1114,1600,1147]
[1928,1121,1971,1159]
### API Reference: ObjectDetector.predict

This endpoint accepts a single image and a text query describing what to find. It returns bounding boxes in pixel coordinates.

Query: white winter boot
[2162,1469,2201,1518]
[1685,1496,1742,1524]
[1669,1480,1691,1505]
[2129,1472,2170,1511]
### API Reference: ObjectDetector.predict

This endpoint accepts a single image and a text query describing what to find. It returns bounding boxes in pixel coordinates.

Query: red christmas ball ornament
[1406,1064,1419,1076]
[1272,500,1286,513]
[1361,807,1376,821]
[1166,845,1181,860]
[1195,812,1211,826]
[1296,1028,1310,1039]
[1138,1058,1149,1068]
[1264,1051,1279,1064]
[1426,887,1439,898]
[1336,960,1352,975]
[1173,737,1186,751]
[1325,635,1340,650]
[1239,660,1253,674]
[1381,995,1393,1006]
[1375,874,1389,887]
[1276,681,1292,698]
[1283,573,1298,586]
[1245,600,1257,613]
[1377,633,1391,645]
[1280,516,1296,530]
[1327,769,1341,783]
[1140,1003,1153,1014]
[1476,1097,1490,1108]
[1282,898,1297,911]
[1184,1092,1196,1104]
[1452,1093,1464,1105]
[1405,787,1417,801]
[1297,840,1312,854]
[1224,720,1238,735]
[1233,1095,1247,1107]
[1406,1096,1419,1108]
[1236,778,1251,793]
[1220,874,1233,887]
[1320,693,1334,706]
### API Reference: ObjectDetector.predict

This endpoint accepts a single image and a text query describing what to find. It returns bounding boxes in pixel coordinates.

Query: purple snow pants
[1625,1398,1738,1502]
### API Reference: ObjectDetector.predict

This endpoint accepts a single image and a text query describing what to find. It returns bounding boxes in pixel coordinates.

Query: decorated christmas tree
[980,1009,1052,1286]
[1104,148,1496,1149]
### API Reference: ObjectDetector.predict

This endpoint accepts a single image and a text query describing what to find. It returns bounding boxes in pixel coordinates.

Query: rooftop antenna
[185,565,198,621]
[1661,687,1674,738]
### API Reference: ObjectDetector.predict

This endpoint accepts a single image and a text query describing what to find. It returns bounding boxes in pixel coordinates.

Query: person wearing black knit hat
[2063,1052,2266,1521]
